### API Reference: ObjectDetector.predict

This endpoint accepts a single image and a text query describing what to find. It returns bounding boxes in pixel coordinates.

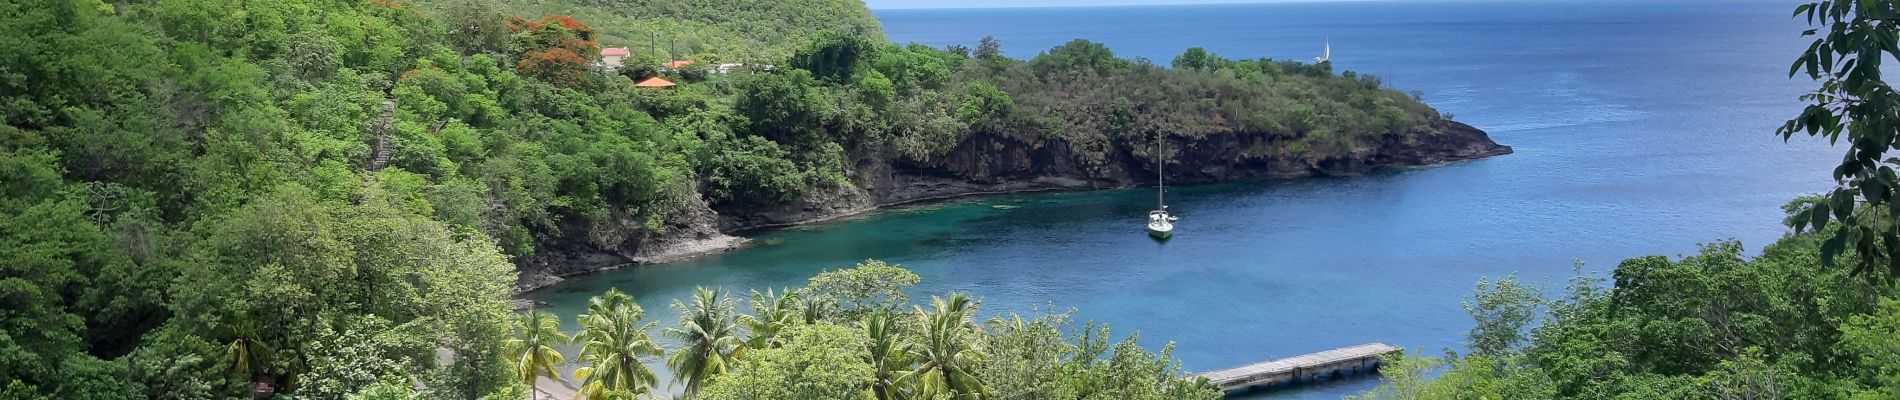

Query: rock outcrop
[514,189,745,291]
[724,120,1512,228]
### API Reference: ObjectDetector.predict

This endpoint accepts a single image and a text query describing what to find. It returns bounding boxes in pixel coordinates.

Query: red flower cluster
[523,15,595,49]
[517,48,589,86]
[397,66,445,82]
[507,15,599,88]
[536,15,589,33]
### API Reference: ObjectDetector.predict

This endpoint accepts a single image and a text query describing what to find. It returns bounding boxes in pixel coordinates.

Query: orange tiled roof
[634,77,676,87]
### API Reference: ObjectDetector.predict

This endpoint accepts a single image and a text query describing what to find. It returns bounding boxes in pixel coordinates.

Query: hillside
[409,0,885,62]
[521,38,1511,281]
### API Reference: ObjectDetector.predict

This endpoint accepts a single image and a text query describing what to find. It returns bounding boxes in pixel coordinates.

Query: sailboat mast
[1157,131,1165,208]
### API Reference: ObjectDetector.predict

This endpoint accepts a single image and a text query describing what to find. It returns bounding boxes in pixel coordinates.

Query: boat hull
[1147,223,1173,239]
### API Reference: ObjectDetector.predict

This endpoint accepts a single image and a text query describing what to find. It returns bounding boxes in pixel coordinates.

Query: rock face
[725,119,1512,227]
[514,120,1510,291]
[514,189,745,292]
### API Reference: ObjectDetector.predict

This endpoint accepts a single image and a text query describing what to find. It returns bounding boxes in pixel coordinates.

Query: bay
[526,1,1836,397]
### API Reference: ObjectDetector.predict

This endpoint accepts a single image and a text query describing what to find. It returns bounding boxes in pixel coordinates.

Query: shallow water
[528,1,1838,397]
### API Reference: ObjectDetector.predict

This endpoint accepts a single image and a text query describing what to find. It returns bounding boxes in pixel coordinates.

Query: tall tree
[800,260,921,319]
[665,287,743,396]
[220,318,273,396]
[863,310,911,400]
[573,289,663,399]
[739,288,803,350]
[790,31,879,83]
[1462,274,1541,358]
[899,293,989,400]
[505,310,567,397]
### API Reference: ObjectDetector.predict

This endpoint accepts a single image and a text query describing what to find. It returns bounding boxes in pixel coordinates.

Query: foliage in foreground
[1359,229,1900,400]
[1783,0,1900,282]
[545,260,1222,400]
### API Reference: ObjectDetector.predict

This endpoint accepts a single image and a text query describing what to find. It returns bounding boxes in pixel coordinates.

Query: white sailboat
[1147,132,1177,239]
[1316,40,1331,63]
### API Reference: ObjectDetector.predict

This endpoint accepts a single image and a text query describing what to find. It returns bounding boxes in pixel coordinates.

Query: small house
[600,47,630,69]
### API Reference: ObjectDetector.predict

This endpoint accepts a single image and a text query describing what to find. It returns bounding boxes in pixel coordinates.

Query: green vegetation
[622,260,1217,400]
[573,289,663,398]
[508,310,569,396]
[412,0,885,62]
[0,0,677,396]
[663,287,743,396]
[1358,3,1900,398]
[1359,230,1900,399]
[1782,0,1900,282]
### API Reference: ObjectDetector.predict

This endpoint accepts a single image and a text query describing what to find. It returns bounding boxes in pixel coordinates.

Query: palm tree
[738,288,802,350]
[864,309,913,400]
[573,289,664,400]
[898,293,990,400]
[798,294,829,325]
[219,315,273,397]
[664,287,743,397]
[507,309,568,398]
[224,333,273,397]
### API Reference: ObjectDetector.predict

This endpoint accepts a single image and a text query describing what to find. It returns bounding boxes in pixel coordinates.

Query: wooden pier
[1195,342,1401,394]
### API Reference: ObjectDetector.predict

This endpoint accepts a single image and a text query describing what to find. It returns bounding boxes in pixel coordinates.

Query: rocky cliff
[729,119,1511,228]
[516,120,1509,291]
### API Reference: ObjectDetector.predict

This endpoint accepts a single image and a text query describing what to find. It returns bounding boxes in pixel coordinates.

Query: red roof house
[634,77,676,87]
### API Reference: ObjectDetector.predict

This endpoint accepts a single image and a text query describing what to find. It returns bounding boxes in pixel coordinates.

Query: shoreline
[511,149,1511,296]
[513,185,1083,296]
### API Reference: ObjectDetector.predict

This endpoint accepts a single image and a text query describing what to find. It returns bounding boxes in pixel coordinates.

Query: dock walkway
[1196,342,1400,394]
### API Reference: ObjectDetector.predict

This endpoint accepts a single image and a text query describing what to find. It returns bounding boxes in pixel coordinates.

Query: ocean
[527,1,1837,397]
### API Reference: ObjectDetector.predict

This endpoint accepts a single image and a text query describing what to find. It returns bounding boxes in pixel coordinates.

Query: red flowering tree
[511,15,597,87]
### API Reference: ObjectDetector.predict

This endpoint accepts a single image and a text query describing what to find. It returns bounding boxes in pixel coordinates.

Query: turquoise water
[527,1,1838,397]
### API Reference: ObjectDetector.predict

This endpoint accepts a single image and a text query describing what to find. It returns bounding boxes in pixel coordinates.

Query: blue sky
[864,0,1363,10]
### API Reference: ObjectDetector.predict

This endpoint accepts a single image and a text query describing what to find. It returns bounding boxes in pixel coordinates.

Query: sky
[864,0,1367,10]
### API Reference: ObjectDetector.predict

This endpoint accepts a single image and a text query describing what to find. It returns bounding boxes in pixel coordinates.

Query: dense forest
[407,0,885,63]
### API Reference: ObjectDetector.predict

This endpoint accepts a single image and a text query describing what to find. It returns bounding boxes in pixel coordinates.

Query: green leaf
[1864,179,1889,204]
[1833,189,1857,220]
[1812,200,1833,230]
[1822,231,1847,266]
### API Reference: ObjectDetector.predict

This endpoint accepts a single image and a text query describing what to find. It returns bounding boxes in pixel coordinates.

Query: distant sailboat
[1147,132,1177,239]
[1316,40,1331,63]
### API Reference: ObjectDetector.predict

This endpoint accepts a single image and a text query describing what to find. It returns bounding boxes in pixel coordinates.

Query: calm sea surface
[529,1,1834,397]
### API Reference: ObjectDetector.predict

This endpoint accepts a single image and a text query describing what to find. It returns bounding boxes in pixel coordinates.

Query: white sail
[1316,40,1331,63]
